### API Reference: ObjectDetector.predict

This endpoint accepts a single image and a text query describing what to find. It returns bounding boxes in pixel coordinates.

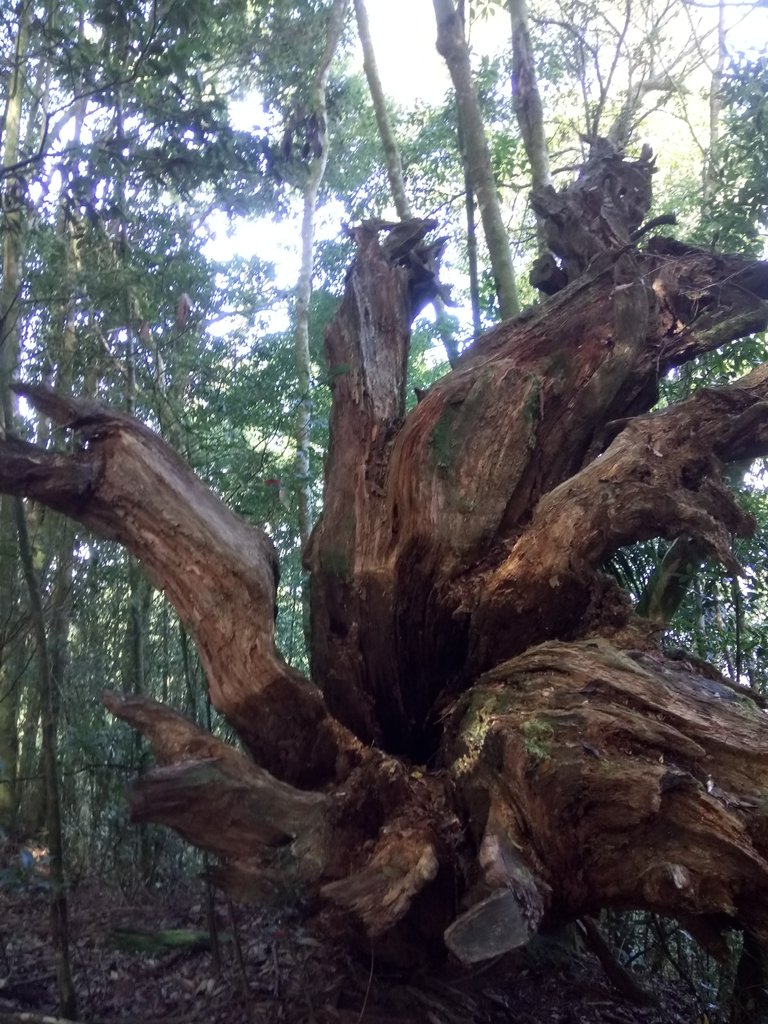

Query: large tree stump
[3,150,768,964]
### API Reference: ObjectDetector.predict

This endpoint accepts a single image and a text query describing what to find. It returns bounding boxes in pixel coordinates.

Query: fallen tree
[3,142,768,970]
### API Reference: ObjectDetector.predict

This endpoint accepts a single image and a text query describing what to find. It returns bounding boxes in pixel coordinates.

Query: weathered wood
[321,826,439,936]
[103,690,455,936]
[103,692,328,860]
[2,384,362,788]
[304,221,419,743]
[445,640,768,944]
[445,889,540,963]
[307,214,768,754]
[3,149,768,965]
[471,362,768,668]
[530,138,654,287]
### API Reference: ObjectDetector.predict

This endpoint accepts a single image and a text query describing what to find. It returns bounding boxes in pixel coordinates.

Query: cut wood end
[444,888,543,964]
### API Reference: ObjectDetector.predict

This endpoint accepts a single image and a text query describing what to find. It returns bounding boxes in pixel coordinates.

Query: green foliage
[0,0,331,886]
[321,74,392,216]
[406,318,452,409]
[699,57,768,254]
[602,910,740,1016]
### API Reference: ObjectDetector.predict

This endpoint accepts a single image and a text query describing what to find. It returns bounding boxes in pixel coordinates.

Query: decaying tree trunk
[3,142,768,966]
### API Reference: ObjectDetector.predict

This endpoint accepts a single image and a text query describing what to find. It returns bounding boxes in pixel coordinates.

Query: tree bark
[508,0,551,251]
[703,0,726,208]
[458,111,483,341]
[354,0,412,222]
[2,150,768,964]
[0,0,31,431]
[294,0,349,552]
[0,636,19,832]
[0,0,33,831]
[0,384,359,786]
[433,0,519,321]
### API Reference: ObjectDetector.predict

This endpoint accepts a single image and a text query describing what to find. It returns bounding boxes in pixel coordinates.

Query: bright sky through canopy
[366,0,508,105]
[206,0,768,335]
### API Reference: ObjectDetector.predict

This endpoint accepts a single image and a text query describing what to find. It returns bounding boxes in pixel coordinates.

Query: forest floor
[0,868,705,1024]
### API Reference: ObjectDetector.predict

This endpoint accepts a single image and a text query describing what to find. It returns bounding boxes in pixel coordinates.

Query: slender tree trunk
[179,623,197,719]
[0,0,33,832]
[0,564,20,830]
[14,502,77,1018]
[20,88,85,844]
[294,0,349,645]
[0,0,30,429]
[17,668,43,834]
[703,0,726,208]
[354,0,411,221]
[294,0,349,549]
[636,535,704,624]
[112,106,156,878]
[14,109,87,836]
[508,0,551,251]
[123,562,153,883]
[295,184,321,550]
[0,641,19,831]
[509,0,550,191]
[433,0,519,320]
[458,113,483,340]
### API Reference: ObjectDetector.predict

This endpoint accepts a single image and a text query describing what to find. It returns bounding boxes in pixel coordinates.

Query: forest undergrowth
[0,858,700,1024]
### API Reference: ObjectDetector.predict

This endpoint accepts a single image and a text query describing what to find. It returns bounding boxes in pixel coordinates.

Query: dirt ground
[0,872,705,1024]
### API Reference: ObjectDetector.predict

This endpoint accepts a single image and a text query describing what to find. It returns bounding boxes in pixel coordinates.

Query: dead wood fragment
[444,889,541,963]
[103,692,327,859]
[530,138,654,288]
[321,827,439,937]
[1,383,363,788]
[446,639,768,950]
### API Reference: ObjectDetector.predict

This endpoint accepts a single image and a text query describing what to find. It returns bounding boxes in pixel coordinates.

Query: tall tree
[433,0,519,320]
[0,0,31,428]
[0,0,34,834]
[508,0,550,250]
[292,0,349,552]
[353,0,411,221]
[702,0,727,209]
